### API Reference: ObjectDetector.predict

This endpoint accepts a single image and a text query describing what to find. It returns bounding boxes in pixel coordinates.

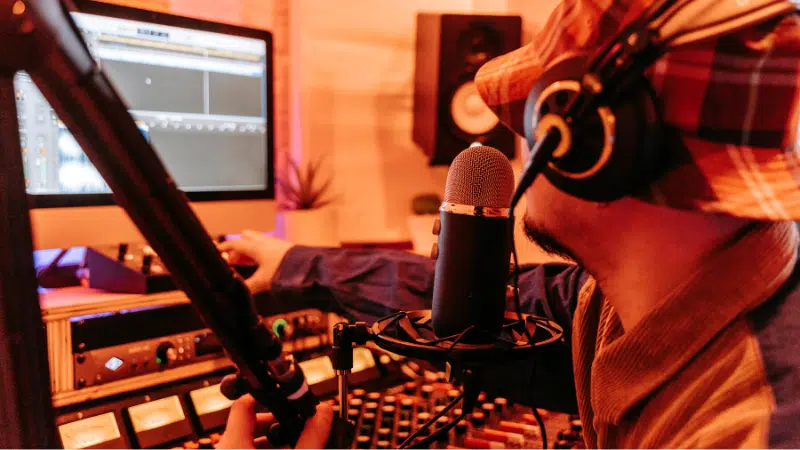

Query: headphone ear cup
[523,54,665,202]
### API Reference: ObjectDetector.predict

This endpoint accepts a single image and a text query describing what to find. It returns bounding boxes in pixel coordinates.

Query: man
[220,0,800,447]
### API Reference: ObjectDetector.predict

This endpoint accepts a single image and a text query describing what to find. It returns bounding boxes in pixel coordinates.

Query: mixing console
[45,291,585,449]
[325,376,585,449]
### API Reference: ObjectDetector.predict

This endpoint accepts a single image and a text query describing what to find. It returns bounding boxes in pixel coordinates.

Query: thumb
[217,395,257,448]
[244,267,272,293]
[295,403,334,449]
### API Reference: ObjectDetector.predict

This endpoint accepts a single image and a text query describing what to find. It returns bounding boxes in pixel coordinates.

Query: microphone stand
[0,69,59,449]
[331,322,482,449]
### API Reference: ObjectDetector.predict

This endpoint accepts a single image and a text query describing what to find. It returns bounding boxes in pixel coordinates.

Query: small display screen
[189,384,234,416]
[298,356,335,385]
[128,396,186,433]
[58,412,121,449]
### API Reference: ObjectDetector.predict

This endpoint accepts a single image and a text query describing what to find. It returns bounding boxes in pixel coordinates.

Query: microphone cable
[398,391,465,449]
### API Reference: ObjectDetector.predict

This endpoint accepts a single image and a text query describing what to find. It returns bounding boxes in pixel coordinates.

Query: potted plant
[274,154,339,246]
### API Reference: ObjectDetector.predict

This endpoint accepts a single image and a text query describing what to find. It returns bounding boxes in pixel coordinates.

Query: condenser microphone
[431,145,516,342]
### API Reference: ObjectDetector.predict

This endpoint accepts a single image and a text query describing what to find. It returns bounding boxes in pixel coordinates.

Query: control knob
[156,342,178,365]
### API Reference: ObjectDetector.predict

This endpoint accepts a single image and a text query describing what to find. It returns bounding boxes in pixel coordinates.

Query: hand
[216,395,334,449]
[218,230,294,293]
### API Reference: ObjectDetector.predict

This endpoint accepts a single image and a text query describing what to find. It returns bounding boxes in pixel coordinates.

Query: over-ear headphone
[510,0,797,207]
[524,51,663,202]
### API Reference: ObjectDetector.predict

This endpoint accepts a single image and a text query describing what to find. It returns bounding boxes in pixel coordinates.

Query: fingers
[244,268,272,293]
[217,395,257,449]
[218,237,259,256]
[295,403,335,449]
[253,412,276,436]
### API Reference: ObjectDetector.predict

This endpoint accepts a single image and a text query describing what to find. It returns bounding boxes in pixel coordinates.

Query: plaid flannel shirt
[475,0,800,220]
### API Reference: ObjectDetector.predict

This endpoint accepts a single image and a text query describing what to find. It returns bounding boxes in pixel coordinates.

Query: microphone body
[432,207,511,341]
[431,146,515,343]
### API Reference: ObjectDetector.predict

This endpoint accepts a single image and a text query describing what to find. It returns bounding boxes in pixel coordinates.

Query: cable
[532,408,548,449]
[398,390,465,449]
[509,212,532,344]
[413,410,468,449]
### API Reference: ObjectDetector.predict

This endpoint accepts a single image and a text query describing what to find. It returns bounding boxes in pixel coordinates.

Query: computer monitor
[17,1,276,250]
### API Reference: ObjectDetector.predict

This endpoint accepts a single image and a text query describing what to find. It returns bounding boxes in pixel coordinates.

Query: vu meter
[127,396,185,433]
[58,412,122,449]
[189,384,233,416]
[127,395,192,448]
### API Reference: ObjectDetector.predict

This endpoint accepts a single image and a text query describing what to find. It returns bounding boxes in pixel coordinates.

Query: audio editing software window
[14,12,268,195]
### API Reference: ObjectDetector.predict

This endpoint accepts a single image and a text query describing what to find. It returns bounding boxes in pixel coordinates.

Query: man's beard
[522,220,581,264]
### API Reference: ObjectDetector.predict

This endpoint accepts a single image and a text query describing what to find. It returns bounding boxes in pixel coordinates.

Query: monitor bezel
[27,0,275,209]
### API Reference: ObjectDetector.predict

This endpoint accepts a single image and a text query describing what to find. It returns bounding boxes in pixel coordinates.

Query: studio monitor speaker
[413,13,521,165]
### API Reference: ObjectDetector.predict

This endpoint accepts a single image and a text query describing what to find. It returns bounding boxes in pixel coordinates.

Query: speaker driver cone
[450,80,499,136]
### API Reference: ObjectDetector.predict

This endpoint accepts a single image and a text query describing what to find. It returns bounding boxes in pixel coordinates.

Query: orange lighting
[12,1,25,15]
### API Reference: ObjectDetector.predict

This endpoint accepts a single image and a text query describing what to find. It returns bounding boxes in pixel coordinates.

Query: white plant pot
[406,214,439,256]
[275,207,340,247]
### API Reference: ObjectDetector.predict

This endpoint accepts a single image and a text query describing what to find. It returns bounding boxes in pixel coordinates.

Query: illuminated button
[198,438,213,449]
[365,402,378,412]
[417,412,430,425]
[494,397,508,415]
[448,389,461,401]
[377,440,390,449]
[105,357,123,371]
[367,392,381,402]
[398,420,410,432]
[348,409,360,420]
[400,398,414,410]
[350,398,363,409]
[403,382,417,394]
[471,412,485,427]
[436,416,449,433]
[384,395,396,405]
[363,412,376,425]
[356,436,371,449]
[421,385,434,399]
[352,389,366,398]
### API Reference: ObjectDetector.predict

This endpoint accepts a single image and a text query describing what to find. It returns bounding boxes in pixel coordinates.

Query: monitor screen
[15,8,273,207]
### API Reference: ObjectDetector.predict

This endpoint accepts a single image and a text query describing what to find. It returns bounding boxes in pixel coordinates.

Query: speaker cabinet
[413,13,521,165]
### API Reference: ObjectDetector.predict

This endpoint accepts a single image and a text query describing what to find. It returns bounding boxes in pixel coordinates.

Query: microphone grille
[444,146,515,208]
